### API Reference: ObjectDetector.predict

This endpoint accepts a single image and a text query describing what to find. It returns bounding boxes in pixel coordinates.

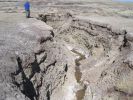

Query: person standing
[24,1,30,18]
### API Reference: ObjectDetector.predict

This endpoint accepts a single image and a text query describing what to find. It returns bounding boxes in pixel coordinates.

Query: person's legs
[26,10,28,18]
[26,10,30,18]
[28,10,30,18]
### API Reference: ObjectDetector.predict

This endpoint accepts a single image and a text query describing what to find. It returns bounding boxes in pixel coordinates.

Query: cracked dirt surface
[1,0,133,100]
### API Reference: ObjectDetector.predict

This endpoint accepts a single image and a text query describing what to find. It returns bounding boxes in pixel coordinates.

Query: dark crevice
[38,54,47,65]
[17,57,37,100]
[64,64,68,72]
[38,14,47,23]
[39,36,53,44]
[13,53,47,99]
[114,86,133,97]
[123,34,128,47]
[29,53,47,80]
[50,30,55,37]
[46,90,50,100]
[28,54,41,80]
[21,78,37,100]
[11,52,55,100]
[46,84,51,100]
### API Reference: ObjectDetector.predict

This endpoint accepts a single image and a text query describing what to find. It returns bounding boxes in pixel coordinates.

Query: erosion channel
[4,12,133,100]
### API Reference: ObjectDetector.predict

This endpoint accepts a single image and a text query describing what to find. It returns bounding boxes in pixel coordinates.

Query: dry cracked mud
[1,0,133,100]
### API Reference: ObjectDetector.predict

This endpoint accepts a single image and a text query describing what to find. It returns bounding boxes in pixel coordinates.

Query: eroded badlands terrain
[0,0,133,100]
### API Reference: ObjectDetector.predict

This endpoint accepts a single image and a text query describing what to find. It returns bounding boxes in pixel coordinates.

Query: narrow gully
[71,49,86,100]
